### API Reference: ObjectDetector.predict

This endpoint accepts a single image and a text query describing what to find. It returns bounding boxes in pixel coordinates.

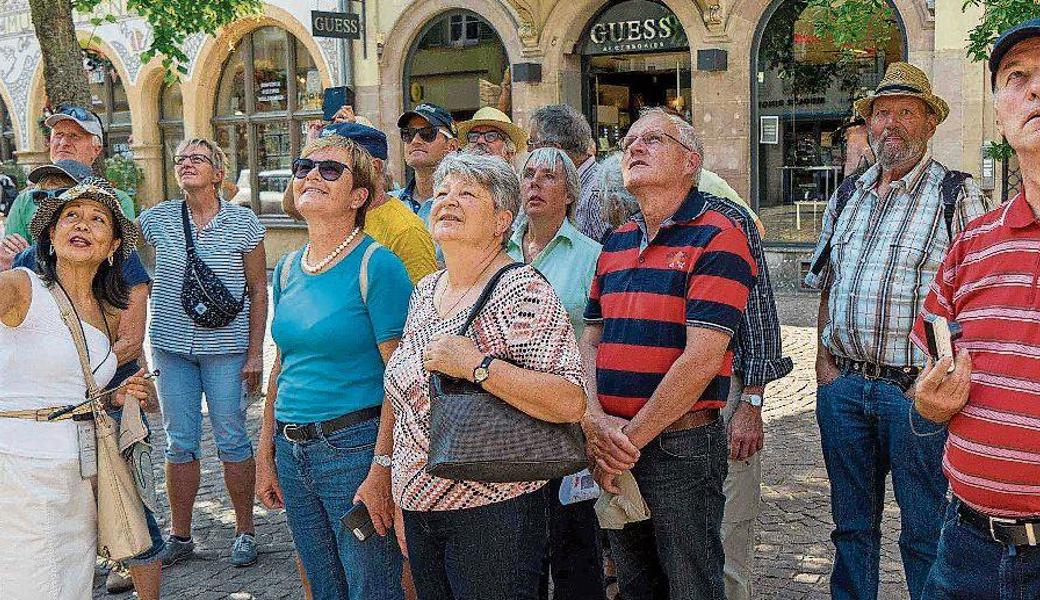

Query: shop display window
[753,0,904,243]
[406,10,511,121]
[213,26,322,216]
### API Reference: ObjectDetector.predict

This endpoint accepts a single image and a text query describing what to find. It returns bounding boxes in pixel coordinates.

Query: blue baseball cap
[989,18,1040,89]
[397,103,456,137]
[28,159,94,184]
[319,122,388,160]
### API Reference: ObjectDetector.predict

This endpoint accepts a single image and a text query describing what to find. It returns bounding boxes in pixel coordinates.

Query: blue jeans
[816,373,949,600]
[923,500,1040,599]
[152,349,253,464]
[607,418,729,600]
[275,417,403,600]
[403,489,549,600]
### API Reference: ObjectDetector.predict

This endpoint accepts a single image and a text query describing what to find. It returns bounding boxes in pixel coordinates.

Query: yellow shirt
[365,197,438,283]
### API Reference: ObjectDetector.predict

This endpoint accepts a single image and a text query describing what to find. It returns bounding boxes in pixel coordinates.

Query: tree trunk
[28,0,91,112]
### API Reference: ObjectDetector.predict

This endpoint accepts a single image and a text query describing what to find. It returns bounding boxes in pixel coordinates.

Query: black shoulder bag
[426,263,589,483]
[179,201,246,329]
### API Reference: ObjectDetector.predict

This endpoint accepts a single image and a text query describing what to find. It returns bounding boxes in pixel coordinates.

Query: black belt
[277,406,381,444]
[835,357,919,391]
[957,501,1040,547]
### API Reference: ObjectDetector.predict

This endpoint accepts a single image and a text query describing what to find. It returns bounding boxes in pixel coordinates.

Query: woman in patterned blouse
[383,153,587,599]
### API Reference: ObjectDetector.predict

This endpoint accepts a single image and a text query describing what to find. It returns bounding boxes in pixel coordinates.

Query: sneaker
[105,562,133,594]
[159,536,195,567]
[230,532,258,567]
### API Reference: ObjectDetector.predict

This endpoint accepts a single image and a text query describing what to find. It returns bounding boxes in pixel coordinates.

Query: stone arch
[0,78,24,156]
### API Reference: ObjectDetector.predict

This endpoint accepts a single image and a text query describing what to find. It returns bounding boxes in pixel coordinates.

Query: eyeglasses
[619,130,694,153]
[31,187,71,204]
[467,130,504,144]
[292,158,350,181]
[527,138,561,151]
[400,126,441,143]
[173,153,214,167]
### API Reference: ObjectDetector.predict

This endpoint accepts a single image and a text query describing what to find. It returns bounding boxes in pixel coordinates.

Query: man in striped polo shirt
[910,19,1040,598]
[580,109,757,599]
[804,63,990,600]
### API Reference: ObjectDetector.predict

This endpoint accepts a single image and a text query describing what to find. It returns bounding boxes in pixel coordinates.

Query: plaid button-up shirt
[805,154,991,368]
[573,157,610,241]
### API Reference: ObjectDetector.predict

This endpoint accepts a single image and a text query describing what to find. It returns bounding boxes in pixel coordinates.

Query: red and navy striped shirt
[585,188,758,418]
[911,192,1040,517]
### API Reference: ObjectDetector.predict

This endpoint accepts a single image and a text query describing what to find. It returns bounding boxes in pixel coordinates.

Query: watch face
[743,394,763,407]
[474,368,489,383]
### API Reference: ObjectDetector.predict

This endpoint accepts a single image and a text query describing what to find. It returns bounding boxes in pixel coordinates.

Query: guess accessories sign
[580,0,689,56]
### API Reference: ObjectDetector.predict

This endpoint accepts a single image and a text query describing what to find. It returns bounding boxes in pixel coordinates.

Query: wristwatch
[473,356,495,385]
[741,393,763,408]
[372,454,392,468]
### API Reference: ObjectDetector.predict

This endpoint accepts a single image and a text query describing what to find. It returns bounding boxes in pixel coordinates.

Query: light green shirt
[5,187,136,244]
[699,168,764,235]
[507,217,601,338]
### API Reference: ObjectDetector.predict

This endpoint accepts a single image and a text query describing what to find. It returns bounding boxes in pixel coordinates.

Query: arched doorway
[403,10,511,121]
[83,48,132,158]
[751,0,906,243]
[578,0,690,155]
[212,25,323,215]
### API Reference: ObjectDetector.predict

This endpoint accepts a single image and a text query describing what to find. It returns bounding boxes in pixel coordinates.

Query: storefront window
[213,26,322,216]
[83,49,132,156]
[753,0,904,243]
[0,100,14,163]
[159,83,184,200]
[406,11,510,121]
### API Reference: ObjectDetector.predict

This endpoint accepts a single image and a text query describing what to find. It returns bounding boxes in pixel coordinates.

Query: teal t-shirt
[272,236,413,423]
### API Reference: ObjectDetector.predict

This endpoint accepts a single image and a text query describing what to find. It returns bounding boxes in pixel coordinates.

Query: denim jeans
[923,499,1040,600]
[152,348,252,464]
[403,489,548,600]
[274,417,403,600]
[816,372,949,600]
[607,418,729,600]
[539,478,606,600]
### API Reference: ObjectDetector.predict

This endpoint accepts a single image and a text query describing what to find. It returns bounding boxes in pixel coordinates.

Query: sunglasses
[400,126,441,143]
[467,130,504,144]
[292,158,350,181]
[31,187,71,204]
[174,153,214,167]
[55,105,103,128]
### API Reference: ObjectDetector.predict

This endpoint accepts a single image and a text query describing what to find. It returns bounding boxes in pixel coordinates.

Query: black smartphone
[341,503,376,542]
[323,86,356,121]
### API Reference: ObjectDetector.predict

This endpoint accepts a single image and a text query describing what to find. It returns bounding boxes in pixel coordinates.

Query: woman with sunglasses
[139,138,268,568]
[256,134,411,600]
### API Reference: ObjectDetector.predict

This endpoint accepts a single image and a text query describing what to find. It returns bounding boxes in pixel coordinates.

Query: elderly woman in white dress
[0,179,153,600]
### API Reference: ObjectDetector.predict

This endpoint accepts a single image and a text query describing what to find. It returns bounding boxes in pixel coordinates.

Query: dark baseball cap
[319,122,388,160]
[28,159,94,184]
[397,103,456,137]
[989,18,1040,89]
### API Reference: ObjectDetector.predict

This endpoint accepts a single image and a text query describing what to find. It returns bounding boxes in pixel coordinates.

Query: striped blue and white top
[140,199,265,355]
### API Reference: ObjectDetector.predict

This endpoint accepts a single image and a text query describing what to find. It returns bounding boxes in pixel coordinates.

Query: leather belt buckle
[989,516,1018,545]
[282,423,307,443]
[861,362,883,380]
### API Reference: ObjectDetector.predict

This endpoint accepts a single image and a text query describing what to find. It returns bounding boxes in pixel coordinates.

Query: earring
[108,255,114,266]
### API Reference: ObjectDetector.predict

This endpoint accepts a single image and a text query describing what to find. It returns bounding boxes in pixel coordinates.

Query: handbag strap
[47,283,103,402]
[457,262,525,336]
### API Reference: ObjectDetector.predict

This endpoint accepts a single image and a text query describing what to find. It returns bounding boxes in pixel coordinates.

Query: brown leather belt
[664,408,720,432]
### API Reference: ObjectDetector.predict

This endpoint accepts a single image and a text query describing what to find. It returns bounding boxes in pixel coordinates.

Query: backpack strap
[359,241,383,306]
[808,175,860,278]
[939,170,971,241]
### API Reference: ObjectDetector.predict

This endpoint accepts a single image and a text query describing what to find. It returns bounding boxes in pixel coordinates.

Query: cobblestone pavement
[95,318,911,599]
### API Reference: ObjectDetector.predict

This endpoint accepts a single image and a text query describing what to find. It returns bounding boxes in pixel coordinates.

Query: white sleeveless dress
[0,268,117,600]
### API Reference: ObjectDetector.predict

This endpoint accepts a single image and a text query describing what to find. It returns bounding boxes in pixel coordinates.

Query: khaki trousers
[721,376,762,600]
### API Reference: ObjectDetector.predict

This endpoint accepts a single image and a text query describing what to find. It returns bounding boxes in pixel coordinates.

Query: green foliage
[805,0,895,58]
[963,0,1040,63]
[103,154,143,197]
[0,161,27,191]
[985,139,1015,161]
[72,0,263,80]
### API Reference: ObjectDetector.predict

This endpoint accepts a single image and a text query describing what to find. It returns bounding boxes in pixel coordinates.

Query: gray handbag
[426,263,589,483]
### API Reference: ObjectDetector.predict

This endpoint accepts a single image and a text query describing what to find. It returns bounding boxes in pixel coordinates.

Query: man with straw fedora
[804,62,990,600]
[457,106,528,164]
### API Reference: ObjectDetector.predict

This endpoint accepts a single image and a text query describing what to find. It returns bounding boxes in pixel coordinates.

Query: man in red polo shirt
[580,108,757,599]
[911,18,1040,599]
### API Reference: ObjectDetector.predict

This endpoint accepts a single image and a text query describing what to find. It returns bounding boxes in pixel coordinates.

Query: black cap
[397,103,456,137]
[989,18,1040,89]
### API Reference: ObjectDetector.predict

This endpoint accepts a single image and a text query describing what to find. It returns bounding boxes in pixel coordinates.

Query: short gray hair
[638,107,704,183]
[175,138,230,193]
[521,147,581,217]
[434,152,520,244]
[597,153,640,228]
[529,105,593,156]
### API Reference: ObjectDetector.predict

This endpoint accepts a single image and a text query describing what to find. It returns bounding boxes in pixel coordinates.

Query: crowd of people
[1,16,1039,600]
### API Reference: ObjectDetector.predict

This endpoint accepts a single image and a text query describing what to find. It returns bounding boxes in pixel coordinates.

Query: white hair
[638,107,704,183]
